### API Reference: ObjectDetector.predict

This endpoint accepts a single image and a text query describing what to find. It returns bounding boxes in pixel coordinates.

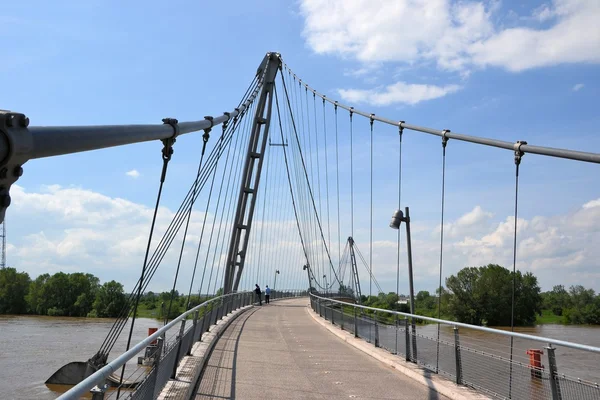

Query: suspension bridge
[2,52,600,400]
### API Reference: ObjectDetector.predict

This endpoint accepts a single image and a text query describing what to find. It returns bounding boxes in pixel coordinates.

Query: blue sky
[3,0,600,295]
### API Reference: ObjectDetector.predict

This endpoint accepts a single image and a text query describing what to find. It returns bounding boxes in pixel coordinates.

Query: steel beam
[223,52,281,294]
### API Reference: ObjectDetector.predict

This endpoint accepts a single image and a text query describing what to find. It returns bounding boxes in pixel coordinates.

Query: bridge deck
[194,298,448,399]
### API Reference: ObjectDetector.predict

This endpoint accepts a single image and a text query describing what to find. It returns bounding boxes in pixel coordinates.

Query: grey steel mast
[223,52,281,294]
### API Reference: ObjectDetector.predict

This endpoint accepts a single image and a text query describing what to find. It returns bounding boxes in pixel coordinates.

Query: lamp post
[273,269,280,291]
[303,264,311,293]
[390,206,417,361]
[323,274,328,296]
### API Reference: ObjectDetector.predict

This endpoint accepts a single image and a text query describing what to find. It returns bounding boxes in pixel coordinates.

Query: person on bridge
[265,285,271,304]
[254,284,262,306]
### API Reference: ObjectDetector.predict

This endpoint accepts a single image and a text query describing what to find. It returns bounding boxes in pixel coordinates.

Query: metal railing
[311,293,600,400]
[58,289,307,400]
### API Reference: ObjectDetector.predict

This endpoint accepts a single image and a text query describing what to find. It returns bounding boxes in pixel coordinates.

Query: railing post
[354,306,358,338]
[394,314,399,355]
[411,318,418,362]
[374,311,380,348]
[547,345,563,400]
[340,304,344,331]
[90,383,108,400]
[331,304,335,325]
[405,317,411,362]
[152,336,165,399]
[188,311,199,355]
[454,326,463,385]
[171,319,186,379]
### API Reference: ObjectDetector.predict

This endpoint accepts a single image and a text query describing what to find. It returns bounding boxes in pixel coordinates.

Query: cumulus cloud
[126,169,140,178]
[572,83,584,91]
[7,184,600,294]
[299,0,600,73]
[8,184,306,293]
[338,82,461,106]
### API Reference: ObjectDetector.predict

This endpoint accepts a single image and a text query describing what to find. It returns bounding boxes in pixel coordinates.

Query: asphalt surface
[194,298,448,400]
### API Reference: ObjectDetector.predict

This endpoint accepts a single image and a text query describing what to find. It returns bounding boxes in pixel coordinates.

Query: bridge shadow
[194,308,257,400]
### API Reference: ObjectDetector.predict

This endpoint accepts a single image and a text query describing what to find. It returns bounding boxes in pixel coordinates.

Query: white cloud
[7,184,600,294]
[299,0,600,73]
[338,82,461,106]
[126,169,140,178]
[7,184,307,293]
[572,83,585,91]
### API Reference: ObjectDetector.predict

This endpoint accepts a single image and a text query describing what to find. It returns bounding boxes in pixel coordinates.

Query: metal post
[354,306,358,338]
[547,345,563,400]
[454,326,463,385]
[152,336,165,399]
[374,312,380,348]
[274,269,280,291]
[223,53,281,293]
[405,207,417,361]
[90,383,108,400]
[405,317,411,362]
[189,311,199,355]
[171,319,186,379]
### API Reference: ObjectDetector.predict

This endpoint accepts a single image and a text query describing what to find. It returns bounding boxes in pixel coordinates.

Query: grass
[536,309,564,325]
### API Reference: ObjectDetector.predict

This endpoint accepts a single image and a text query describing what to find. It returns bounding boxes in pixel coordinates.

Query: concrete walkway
[194,298,448,400]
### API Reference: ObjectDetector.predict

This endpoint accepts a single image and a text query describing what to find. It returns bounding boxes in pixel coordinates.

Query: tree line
[359,264,600,326]
[0,267,128,317]
[0,267,224,319]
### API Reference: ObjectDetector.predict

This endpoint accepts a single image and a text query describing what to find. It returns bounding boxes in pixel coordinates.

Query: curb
[157,305,253,400]
[306,306,490,400]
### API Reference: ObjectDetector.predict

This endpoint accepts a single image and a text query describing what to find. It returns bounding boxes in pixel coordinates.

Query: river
[1,314,599,399]
[0,315,160,400]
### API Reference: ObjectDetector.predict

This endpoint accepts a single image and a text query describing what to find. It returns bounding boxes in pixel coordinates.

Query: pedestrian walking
[254,284,262,306]
[265,285,271,304]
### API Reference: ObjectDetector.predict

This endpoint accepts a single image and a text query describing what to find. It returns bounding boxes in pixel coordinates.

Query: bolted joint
[514,140,527,165]
[370,114,375,127]
[399,121,405,136]
[334,101,338,111]
[350,107,354,118]
[442,129,451,148]
[0,110,34,224]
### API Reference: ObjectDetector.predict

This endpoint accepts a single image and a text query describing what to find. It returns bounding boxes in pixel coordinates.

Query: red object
[148,327,158,345]
[526,349,544,378]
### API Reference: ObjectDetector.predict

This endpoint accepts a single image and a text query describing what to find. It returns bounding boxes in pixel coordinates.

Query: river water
[0,315,160,400]
[1,314,599,399]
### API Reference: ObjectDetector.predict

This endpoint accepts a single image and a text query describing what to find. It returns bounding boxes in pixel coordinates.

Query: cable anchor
[514,140,527,166]
[161,118,179,162]
[442,129,451,148]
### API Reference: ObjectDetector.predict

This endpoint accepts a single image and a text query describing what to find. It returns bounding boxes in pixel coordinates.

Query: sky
[3,0,600,296]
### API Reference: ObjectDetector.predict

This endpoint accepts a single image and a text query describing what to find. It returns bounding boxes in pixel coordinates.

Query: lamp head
[389,209,404,229]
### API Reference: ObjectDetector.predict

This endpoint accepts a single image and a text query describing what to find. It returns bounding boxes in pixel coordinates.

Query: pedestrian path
[194,298,449,399]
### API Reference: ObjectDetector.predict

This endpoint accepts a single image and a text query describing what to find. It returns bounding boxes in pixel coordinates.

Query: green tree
[26,273,50,314]
[93,281,127,318]
[0,267,31,314]
[446,264,542,326]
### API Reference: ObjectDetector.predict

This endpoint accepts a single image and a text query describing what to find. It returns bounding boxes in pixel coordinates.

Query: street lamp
[390,206,417,360]
[323,274,328,296]
[273,269,280,291]
[303,264,311,293]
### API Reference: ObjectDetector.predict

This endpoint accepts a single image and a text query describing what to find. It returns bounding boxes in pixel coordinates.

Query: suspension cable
[116,120,177,396]
[164,120,213,325]
[508,141,525,399]
[436,130,449,373]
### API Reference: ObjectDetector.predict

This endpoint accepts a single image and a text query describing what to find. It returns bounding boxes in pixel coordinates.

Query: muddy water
[1,313,600,399]
[0,315,160,399]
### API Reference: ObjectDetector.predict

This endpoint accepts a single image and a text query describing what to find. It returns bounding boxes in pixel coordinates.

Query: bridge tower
[223,52,281,294]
